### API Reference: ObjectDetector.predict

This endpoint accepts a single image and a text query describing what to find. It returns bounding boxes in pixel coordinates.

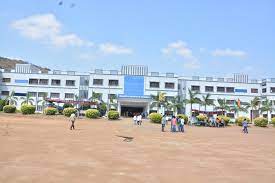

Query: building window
[191,85,200,92]
[66,80,75,86]
[205,86,214,92]
[38,92,48,97]
[28,92,37,97]
[165,82,175,89]
[65,93,74,98]
[51,79,61,86]
[217,87,225,92]
[93,79,103,85]
[270,87,275,93]
[39,79,48,85]
[108,94,117,99]
[50,93,60,98]
[1,91,9,95]
[262,88,267,93]
[251,88,258,93]
[2,78,11,83]
[29,79,39,85]
[226,87,235,93]
[109,80,119,86]
[150,82,160,88]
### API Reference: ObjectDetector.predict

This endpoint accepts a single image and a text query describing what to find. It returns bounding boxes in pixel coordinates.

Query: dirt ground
[0,114,275,183]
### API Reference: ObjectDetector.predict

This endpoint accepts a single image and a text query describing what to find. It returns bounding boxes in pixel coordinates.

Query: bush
[3,105,16,113]
[85,109,100,119]
[149,113,162,123]
[235,116,250,126]
[176,114,188,124]
[21,104,36,115]
[196,114,208,121]
[63,103,74,109]
[217,115,230,126]
[254,117,268,127]
[272,117,275,127]
[63,107,77,117]
[44,107,57,115]
[0,99,6,111]
[108,111,119,120]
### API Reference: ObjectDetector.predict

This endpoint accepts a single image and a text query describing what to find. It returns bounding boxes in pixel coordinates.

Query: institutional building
[1,64,275,120]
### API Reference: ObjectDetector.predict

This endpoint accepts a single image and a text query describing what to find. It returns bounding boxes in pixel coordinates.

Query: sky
[0,0,274,78]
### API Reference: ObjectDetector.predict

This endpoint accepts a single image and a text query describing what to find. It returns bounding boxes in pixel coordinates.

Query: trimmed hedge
[217,115,230,126]
[235,116,250,126]
[3,105,16,113]
[176,114,188,124]
[254,117,268,127]
[45,107,57,115]
[0,99,5,111]
[63,103,74,109]
[85,109,100,119]
[63,107,77,117]
[21,104,36,115]
[272,117,275,127]
[149,113,162,123]
[196,114,208,121]
[108,111,119,120]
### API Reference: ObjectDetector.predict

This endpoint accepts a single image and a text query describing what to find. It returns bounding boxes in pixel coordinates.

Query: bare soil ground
[0,113,275,183]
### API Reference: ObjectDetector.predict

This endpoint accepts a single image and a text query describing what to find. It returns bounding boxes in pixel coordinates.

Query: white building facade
[1,64,275,120]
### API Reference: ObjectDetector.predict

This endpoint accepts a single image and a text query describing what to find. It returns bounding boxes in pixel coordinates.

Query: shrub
[99,103,107,117]
[217,115,230,126]
[176,114,188,124]
[272,117,275,127]
[108,111,119,120]
[3,105,16,113]
[149,113,162,123]
[44,107,57,115]
[63,107,77,117]
[254,117,268,127]
[0,99,6,111]
[21,104,36,115]
[63,103,73,109]
[196,114,208,121]
[85,109,100,119]
[235,116,250,126]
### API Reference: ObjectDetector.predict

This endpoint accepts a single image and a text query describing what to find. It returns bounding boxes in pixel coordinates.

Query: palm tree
[74,94,79,108]
[215,98,230,115]
[230,102,249,118]
[150,92,166,113]
[166,96,183,115]
[5,91,18,106]
[37,93,47,113]
[200,93,214,114]
[21,93,35,105]
[246,96,261,122]
[183,89,201,116]
[89,92,102,103]
[260,99,274,122]
[108,94,118,110]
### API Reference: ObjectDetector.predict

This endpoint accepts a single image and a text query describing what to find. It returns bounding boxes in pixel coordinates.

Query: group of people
[208,117,226,127]
[133,114,143,125]
[162,115,185,133]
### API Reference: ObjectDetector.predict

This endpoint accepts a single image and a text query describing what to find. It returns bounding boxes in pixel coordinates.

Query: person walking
[137,114,142,125]
[180,117,185,132]
[69,113,76,130]
[161,114,166,132]
[242,118,248,134]
[133,114,137,125]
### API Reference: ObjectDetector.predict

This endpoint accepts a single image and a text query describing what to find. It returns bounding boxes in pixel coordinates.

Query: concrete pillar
[117,102,121,116]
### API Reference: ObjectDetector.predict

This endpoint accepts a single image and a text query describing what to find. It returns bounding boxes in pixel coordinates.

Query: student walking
[133,115,137,125]
[161,115,166,132]
[242,118,248,134]
[69,113,76,130]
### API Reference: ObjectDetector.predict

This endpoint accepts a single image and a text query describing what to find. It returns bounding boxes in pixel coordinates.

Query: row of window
[262,87,275,93]
[149,82,175,89]
[2,78,76,86]
[191,85,260,94]
[93,79,119,86]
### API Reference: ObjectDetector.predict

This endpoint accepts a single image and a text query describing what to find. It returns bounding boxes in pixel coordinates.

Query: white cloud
[99,43,133,55]
[162,40,200,69]
[211,48,247,58]
[11,13,93,48]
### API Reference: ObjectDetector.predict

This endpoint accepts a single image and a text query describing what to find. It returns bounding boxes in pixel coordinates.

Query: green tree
[89,92,102,103]
[150,92,167,113]
[260,99,274,123]
[5,91,18,106]
[21,93,35,105]
[37,93,47,114]
[230,101,249,118]
[246,96,261,121]
[108,94,118,111]
[215,98,230,115]
[166,96,183,115]
[183,89,201,116]
[200,93,214,113]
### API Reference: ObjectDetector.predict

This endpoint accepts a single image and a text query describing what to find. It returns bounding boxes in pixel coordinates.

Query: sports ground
[0,114,275,183]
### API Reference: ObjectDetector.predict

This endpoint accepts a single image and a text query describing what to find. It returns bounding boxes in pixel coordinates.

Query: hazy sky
[0,0,274,78]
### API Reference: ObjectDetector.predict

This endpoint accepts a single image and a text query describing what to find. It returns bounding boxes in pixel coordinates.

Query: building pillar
[117,102,121,116]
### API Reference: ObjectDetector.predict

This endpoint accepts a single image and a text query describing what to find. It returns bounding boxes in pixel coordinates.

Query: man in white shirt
[137,114,142,125]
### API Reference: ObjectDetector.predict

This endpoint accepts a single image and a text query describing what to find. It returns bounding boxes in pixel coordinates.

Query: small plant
[149,113,162,123]
[63,107,77,117]
[108,111,119,120]
[85,109,100,119]
[3,105,16,113]
[217,115,230,126]
[176,114,188,124]
[21,104,36,115]
[271,117,275,127]
[63,103,74,109]
[235,116,250,126]
[44,107,57,115]
[254,117,268,127]
[196,114,208,122]
[0,99,6,111]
